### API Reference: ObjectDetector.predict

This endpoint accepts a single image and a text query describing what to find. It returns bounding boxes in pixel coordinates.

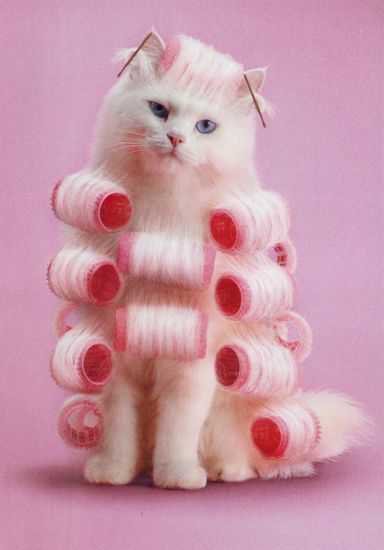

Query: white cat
[57,30,368,488]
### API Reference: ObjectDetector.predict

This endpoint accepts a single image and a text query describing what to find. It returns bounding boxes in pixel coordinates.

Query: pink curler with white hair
[47,248,121,306]
[273,311,313,363]
[251,403,321,460]
[215,257,294,321]
[114,305,208,360]
[51,174,132,232]
[51,325,115,393]
[58,395,103,449]
[117,231,216,290]
[209,190,292,254]
[215,338,298,397]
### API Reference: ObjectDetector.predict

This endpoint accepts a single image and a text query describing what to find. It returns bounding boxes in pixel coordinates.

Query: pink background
[1,1,383,548]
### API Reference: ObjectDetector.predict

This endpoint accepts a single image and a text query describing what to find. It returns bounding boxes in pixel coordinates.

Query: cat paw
[153,461,207,490]
[257,462,315,480]
[207,462,258,483]
[84,454,137,485]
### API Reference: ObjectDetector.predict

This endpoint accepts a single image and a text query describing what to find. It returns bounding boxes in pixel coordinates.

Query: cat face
[111,80,254,174]
[96,32,267,179]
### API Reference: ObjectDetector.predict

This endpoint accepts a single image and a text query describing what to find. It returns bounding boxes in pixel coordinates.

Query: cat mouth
[156,146,182,161]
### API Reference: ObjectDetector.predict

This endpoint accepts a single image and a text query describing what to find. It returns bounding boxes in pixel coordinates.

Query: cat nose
[167,133,184,147]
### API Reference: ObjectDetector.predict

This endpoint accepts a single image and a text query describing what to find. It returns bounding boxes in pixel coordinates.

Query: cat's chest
[129,186,206,241]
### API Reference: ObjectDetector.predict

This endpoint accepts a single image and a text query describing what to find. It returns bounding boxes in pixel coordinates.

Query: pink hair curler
[273,311,313,363]
[114,305,208,360]
[215,338,297,397]
[215,259,294,321]
[209,190,292,253]
[58,395,104,449]
[251,403,321,460]
[47,248,121,306]
[51,175,132,232]
[267,238,297,274]
[51,326,114,393]
[117,231,216,290]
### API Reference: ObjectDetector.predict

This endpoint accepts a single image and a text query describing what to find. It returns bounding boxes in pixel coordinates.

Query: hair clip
[117,30,153,78]
[243,73,267,128]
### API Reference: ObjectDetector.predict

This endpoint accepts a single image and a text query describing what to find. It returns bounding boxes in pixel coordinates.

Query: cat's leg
[201,390,259,483]
[84,360,143,485]
[152,356,217,490]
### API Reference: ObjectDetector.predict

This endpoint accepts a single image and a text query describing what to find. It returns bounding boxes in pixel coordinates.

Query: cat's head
[95,31,269,179]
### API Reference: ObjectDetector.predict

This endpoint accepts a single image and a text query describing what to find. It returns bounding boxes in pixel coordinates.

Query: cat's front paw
[207,461,258,483]
[84,454,137,485]
[153,461,207,490]
[256,462,315,480]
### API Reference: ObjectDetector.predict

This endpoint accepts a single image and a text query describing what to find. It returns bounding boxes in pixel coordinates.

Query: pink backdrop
[1,1,383,548]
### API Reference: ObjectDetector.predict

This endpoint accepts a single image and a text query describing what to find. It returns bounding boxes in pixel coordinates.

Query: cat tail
[200,389,371,481]
[301,390,373,462]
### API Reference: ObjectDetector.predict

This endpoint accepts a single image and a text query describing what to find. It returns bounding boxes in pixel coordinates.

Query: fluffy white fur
[59,31,368,488]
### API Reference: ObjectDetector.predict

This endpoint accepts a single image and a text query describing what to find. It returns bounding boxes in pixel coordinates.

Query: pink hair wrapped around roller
[47,248,121,306]
[51,324,114,393]
[215,256,294,321]
[51,174,132,232]
[215,337,297,397]
[117,231,216,289]
[58,395,103,449]
[251,403,321,460]
[209,190,292,253]
[114,305,208,360]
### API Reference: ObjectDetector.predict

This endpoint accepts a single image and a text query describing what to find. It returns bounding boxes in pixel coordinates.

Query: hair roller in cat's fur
[51,326,114,393]
[114,305,208,360]
[47,248,121,306]
[268,239,297,274]
[52,174,132,232]
[215,255,294,320]
[58,394,104,449]
[251,403,321,460]
[209,190,292,253]
[215,337,298,397]
[117,231,216,289]
[273,311,313,363]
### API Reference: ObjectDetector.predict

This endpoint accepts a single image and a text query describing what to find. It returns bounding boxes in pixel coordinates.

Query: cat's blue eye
[149,101,169,120]
[196,120,217,134]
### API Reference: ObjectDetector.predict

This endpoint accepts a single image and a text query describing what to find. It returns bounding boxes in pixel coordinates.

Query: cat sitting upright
[50,30,368,489]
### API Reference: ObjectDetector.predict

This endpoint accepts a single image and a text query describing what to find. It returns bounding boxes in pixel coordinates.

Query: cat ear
[114,28,166,79]
[141,28,166,61]
[236,67,268,101]
[236,67,271,125]
[244,67,267,93]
